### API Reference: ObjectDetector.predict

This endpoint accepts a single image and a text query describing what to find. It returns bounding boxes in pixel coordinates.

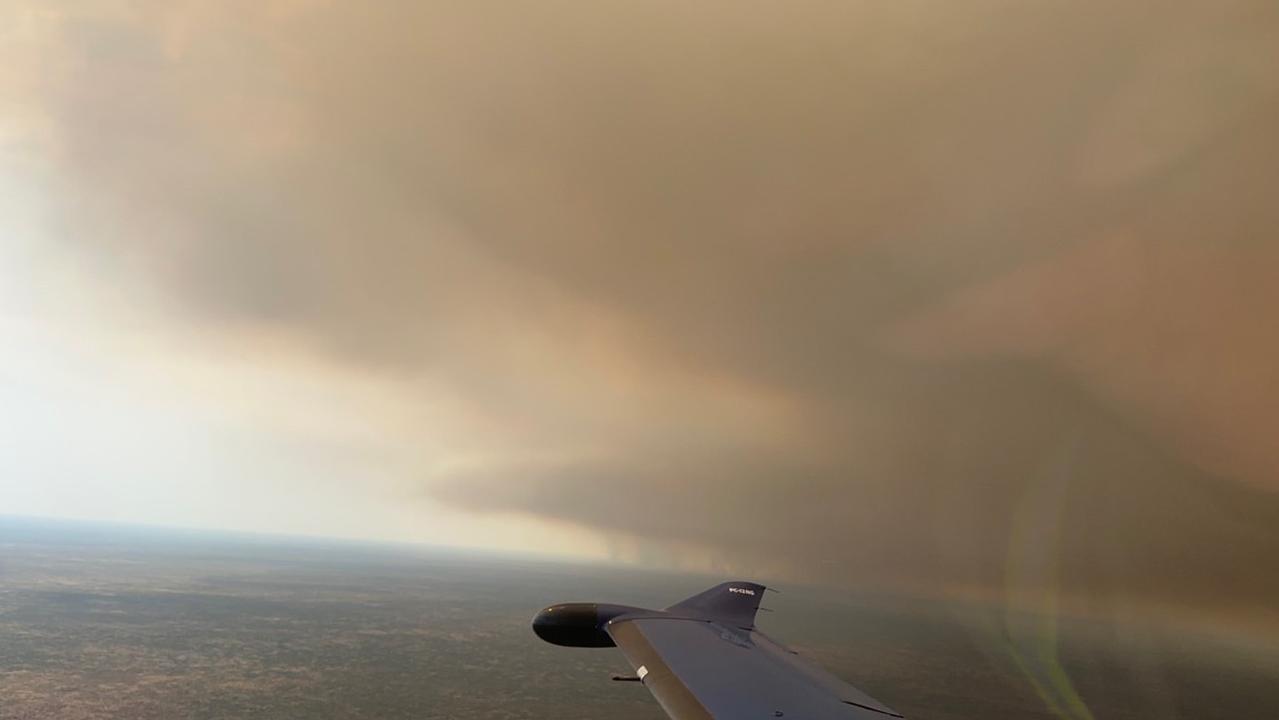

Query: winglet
[665,581,767,628]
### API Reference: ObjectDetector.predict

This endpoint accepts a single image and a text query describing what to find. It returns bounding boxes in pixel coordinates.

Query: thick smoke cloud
[13,1,1279,621]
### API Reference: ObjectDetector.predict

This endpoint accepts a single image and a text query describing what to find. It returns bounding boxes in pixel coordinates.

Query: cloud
[10,0,1279,622]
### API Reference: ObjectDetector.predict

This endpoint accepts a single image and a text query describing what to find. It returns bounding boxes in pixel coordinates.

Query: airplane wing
[604,583,903,720]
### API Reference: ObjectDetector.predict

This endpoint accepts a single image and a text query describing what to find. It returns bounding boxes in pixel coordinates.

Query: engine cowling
[531,603,644,647]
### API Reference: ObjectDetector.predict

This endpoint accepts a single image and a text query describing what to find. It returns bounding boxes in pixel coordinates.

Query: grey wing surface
[606,617,903,720]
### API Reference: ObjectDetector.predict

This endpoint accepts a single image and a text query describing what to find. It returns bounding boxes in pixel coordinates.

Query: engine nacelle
[531,602,645,647]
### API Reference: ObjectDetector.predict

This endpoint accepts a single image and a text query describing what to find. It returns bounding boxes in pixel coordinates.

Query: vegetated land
[1,517,1275,720]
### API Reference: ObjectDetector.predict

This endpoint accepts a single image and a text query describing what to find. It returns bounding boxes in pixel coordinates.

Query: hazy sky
[3,0,1279,630]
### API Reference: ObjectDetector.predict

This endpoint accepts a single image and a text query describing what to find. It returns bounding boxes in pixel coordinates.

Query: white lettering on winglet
[728,587,756,596]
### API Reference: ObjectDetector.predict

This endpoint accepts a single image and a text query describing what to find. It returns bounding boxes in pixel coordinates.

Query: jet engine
[531,602,645,647]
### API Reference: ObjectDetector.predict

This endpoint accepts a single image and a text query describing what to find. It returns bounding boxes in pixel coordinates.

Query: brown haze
[6,0,1279,630]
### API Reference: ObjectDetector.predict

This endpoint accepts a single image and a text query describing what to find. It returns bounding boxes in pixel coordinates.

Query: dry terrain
[1,517,1274,719]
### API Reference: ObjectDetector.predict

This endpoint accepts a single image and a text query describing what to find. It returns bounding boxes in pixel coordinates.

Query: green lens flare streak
[1002,443,1095,720]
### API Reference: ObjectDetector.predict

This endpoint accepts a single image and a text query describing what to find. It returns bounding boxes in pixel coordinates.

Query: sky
[3,0,1279,634]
